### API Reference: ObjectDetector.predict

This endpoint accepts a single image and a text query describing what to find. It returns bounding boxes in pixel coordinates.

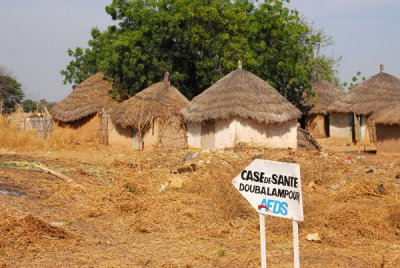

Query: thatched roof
[181,68,301,124]
[302,80,345,115]
[51,73,115,122]
[111,73,189,129]
[330,66,400,114]
[371,104,400,125]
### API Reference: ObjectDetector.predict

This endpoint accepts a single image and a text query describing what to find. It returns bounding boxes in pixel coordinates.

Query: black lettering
[293,177,298,188]
[286,190,290,198]
[260,172,265,183]
[241,170,247,180]
[277,188,285,198]
[254,171,260,182]
[246,171,253,181]
[271,174,277,184]
[284,176,290,186]
[239,183,244,191]
[261,187,266,195]
[278,175,284,185]
[271,188,276,196]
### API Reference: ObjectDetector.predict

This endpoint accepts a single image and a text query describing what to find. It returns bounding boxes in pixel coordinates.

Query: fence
[98,112,109,145]
[19,115,53,138]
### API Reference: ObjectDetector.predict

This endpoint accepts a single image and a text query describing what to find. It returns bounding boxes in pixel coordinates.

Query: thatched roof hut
[111,73,189,130]
[372,104,400,125]
[371,103,400,153]
[52,72,115,122]
[330,65,400,115]
[183,65,301,149]
[181,68,301,124]
[302,80,345,115]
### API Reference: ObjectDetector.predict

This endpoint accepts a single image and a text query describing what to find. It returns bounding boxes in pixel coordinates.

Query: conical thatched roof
[111,73,189,129]
[330,66,400,114]
[302,80,345,115]
[51,72,115,122]
[371,104,400,125]
[181,68,301,124]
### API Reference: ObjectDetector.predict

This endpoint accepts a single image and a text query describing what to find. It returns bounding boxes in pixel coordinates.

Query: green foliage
[218,248,226,257]
[0,68,24,112]
[61,0,338,105]
[1,161,41,170]
[342,71,366,90]
[22,99,37,113]
[22,99,54,114]
[126,186,137,195]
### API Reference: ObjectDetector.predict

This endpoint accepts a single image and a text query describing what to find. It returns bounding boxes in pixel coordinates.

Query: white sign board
[232,159,304,221]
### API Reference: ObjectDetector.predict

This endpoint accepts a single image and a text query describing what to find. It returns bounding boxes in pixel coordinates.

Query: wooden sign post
[232,159,304,267]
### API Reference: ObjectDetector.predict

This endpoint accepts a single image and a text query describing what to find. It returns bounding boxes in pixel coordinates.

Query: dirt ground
[0,144,399,267]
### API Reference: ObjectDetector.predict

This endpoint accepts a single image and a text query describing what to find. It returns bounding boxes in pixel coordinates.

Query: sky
[0,0,399,102]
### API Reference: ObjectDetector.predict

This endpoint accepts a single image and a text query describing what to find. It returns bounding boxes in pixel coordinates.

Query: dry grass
[0,142,399,267]
[47,127,75,146]
[0,115,75,149]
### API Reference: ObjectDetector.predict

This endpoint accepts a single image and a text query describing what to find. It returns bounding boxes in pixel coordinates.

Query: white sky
[289,0,400,84]
[0,0,399,101]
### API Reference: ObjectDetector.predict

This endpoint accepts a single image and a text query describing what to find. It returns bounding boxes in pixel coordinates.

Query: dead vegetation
[0,126,399,267]
[0,114,74,149]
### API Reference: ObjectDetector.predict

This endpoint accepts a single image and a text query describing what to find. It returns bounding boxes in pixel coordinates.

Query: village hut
[111,72,189,150]
[371,104,400,153]
[329,65,400,145]
[301,80,345,138]
[51,72,115,143]
[181,64,302,149]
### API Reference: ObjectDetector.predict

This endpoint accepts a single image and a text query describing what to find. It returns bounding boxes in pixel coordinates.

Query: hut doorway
[324,115,330,137]
[359,114,366,140]
[352,113,364,144]
[201,120,215,149]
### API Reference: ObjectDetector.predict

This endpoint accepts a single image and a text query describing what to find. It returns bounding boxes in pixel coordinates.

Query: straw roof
[111,73,189,129]
[301,80,345,115]
[330,66,400,114]
[51,73,115,122]
[371,104,400,125]
[181,68,301,124]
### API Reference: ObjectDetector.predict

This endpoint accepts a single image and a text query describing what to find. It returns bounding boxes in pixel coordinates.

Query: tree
[37,99,48,113]
[342,71,366,90]
[61,0,338,105]
[22,99,38,113]
[0,67,24,113]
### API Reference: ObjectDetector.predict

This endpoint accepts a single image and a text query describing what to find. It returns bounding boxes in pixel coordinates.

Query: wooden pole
[293,220,300,268]
[260,214,267,268]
